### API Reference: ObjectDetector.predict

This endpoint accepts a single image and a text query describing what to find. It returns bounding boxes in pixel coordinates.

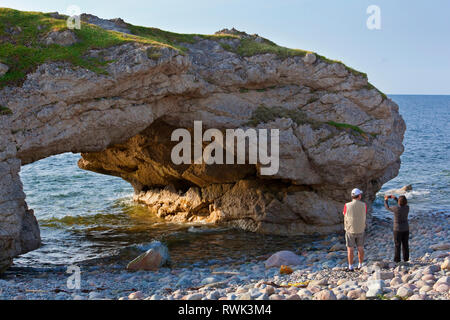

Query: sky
[2,0,449,95]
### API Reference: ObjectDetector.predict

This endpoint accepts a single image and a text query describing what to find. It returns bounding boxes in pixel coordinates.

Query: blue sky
[2,0,449,94]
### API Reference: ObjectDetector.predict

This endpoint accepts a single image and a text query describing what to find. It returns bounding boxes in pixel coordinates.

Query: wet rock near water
[126,241,170,271]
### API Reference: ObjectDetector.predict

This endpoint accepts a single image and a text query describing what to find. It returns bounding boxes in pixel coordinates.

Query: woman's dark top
[384,197,409,232]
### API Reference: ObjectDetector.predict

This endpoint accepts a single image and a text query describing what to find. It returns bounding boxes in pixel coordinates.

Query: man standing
[342,188,367,271]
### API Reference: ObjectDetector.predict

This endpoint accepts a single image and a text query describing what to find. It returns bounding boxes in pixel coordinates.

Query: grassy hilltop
[0,8,369,89]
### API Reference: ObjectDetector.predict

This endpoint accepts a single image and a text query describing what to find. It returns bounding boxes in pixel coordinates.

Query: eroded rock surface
[76,40,405,235]
[0,117,40,272]
[42,29,78,46]
[0,14,405,269]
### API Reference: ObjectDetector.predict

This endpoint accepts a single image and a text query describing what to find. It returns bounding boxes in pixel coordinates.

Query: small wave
[377,189,431,198]
[105,193,135,203]
[404,190,431,199]
[133,240,165,252]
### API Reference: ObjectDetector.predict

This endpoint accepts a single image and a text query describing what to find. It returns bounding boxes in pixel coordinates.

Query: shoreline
[0,211,448,300]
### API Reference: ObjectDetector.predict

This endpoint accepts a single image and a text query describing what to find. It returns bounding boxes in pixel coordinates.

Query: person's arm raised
[384,195,395,212]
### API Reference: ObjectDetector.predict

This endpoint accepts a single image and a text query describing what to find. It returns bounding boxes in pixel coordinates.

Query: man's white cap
[351,188,363,196]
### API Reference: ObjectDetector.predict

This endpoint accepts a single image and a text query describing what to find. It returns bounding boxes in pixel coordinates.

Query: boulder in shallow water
[384,184,412,195]
[264,250,303,268]
[126,241,169,271]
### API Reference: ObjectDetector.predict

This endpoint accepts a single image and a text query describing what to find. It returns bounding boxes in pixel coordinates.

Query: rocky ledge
[0,9,405,270]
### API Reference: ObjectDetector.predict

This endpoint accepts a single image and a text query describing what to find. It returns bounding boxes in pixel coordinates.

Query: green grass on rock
[0,7,375,93]
[247,105,367,136]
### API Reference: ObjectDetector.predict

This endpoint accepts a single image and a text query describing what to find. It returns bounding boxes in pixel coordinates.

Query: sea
[14,95,450,268]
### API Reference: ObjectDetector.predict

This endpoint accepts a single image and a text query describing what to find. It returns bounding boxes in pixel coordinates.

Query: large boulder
[126,241,170,271]
[264,250,303,268]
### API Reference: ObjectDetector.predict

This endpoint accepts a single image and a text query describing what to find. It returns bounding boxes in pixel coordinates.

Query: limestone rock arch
[0,31,405,271]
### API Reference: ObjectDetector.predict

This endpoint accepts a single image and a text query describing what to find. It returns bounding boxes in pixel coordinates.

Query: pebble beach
[1,211,448,301]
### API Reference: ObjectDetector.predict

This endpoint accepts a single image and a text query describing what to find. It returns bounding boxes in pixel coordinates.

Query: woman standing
[384,195,410,263]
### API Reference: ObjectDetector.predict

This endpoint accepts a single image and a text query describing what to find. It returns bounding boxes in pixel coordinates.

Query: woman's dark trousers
[394,230,409,262]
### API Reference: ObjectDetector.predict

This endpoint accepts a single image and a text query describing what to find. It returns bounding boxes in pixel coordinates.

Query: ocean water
[373,95,450,216]
[15,95,450,268]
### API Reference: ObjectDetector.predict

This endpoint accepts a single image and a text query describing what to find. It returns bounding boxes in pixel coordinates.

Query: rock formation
[264,251,304,268]
[126,241,170,271]
[383,184,413,195]
[0,9,405,271]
